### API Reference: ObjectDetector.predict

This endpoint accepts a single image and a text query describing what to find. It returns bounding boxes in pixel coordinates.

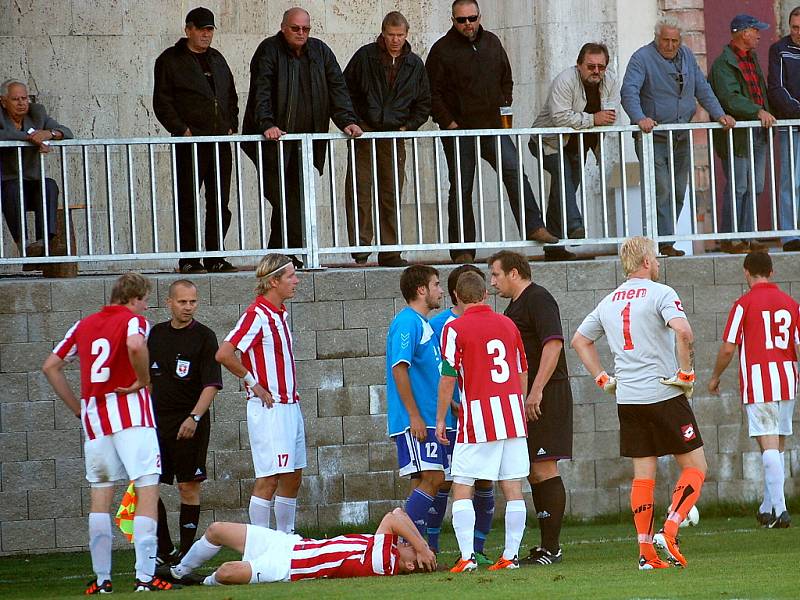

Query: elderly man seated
[0,79,73,256]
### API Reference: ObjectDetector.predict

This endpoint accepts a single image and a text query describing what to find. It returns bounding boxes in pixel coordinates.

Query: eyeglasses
[454,15,479,24]
[585,64,607,72]
[288,25,311,33]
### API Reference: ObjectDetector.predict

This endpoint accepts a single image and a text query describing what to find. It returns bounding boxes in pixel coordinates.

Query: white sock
[175,535,221,576]
[274,496,297,534]
[133,515,158,583]
[249,496,273,528]
[503,500,527,560]
[763,449,786,514]
[88,513,112,584]
[759,463,773,514]
[203,572,220,586]
[451,499,476,560]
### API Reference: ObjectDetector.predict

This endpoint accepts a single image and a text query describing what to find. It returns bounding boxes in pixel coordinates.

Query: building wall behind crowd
[0,258,798,555]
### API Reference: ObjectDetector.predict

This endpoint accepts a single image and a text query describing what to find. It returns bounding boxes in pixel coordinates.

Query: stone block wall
[1,253,799,554]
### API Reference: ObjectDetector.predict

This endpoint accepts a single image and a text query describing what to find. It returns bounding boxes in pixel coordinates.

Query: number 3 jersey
[441,304,528,443]
[577,278,686,404]
[54,305,154,440]
[722,281,799,404]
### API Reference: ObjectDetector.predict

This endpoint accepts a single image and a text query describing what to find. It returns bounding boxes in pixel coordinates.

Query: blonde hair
[455,271,486,304]
[255,253,292,295]
[109,272,152,305]
[619,236,656,276]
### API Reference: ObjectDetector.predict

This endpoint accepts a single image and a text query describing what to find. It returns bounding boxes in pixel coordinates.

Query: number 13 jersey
[441,304,528,443]
[577,278,686,404]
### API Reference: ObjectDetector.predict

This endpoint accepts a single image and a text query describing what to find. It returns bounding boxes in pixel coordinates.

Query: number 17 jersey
[577,278,686,404]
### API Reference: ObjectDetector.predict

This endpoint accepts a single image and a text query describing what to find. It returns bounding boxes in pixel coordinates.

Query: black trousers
[1,177,58,246]
[175,142,232,265]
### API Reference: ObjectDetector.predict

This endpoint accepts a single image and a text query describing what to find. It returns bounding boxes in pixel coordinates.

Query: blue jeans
[720,129,767,234]
[442,134,544,259]
[778,127,800,244]
[530,147,583,238]
[635,135,691,239]
[1,177,58,246]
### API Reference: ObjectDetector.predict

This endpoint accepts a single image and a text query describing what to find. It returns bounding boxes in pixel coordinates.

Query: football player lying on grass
[163,508,437,585]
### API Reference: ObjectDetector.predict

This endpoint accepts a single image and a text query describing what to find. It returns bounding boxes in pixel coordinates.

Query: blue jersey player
[386,265,452,543]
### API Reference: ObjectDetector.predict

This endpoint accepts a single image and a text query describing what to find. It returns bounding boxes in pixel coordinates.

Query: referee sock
[405,488,435,537]
[133,515,158,583]
[473,486,495,554]
[451,499,476,561]
[156,498,174,556]
[249,496,273,528]
[179,503,201,556]
[630,478,657,560]
[763,449,786,515]
[177,534,221,576]
[664,467,705,539]
[274,496,297,534]
[426,491,450,552]
[532,475,566,553]
[503,499,526,561]
[88,512,112,585]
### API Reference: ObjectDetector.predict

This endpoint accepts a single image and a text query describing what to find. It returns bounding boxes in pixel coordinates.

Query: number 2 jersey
[53,305,154,440]
[722,281,799,404]
[441,304,528,443]
[576,278,686,404]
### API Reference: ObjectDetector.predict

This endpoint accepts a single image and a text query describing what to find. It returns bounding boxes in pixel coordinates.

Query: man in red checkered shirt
[709,14,777,254]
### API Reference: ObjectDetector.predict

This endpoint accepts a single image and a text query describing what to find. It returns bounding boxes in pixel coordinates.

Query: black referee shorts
[156,413,210,485]
[618,394,704,458]
[526,378,573,462]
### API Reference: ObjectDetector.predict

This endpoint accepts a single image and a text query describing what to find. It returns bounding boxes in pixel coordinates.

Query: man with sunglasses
[426,0,557,265]
[242,7,362,268]
[622,17,734,257]
[530,43,620,261]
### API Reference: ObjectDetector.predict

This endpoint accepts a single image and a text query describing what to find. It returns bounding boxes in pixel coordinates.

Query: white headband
[263,261,293,279]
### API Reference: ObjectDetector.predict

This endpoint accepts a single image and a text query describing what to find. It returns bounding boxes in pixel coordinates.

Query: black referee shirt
[148,319,222,417]
[504,282,569,384]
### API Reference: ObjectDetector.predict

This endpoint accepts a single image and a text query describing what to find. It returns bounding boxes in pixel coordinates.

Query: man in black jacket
[426,0,557,263]
[242,7,362,267]
[153,7,239,274]
[342,11,430,268]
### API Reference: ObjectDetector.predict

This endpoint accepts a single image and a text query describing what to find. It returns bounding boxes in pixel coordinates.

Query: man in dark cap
[154,7,239,274]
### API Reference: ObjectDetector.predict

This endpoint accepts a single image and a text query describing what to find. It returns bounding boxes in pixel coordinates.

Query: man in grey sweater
[621,17,735,257]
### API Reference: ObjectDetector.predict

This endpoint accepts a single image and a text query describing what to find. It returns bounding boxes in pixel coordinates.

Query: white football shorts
[746,399,795,437]
[84,426,161,484]
[243,525,300,583]
[247,401,307,478]
[450,436,530,485]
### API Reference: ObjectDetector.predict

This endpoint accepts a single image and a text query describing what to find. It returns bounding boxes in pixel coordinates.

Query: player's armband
[441,361,458,377]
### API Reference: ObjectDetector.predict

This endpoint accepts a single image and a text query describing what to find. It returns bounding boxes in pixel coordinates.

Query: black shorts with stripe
[156,412,210,484]
[526,378,573,462]
[618,394,703,458]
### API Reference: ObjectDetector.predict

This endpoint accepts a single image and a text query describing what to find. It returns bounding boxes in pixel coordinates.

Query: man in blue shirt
[386,265,448,540]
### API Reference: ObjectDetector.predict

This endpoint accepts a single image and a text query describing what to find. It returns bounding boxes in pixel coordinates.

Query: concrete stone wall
[1,254,799,555]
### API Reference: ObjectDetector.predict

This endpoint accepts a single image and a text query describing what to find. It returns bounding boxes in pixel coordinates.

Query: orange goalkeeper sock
[631,478,657,560]
[664,467,705,538]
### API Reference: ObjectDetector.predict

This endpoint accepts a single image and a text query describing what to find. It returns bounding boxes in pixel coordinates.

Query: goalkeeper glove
[595,371,617,395]
[660,369,695,398]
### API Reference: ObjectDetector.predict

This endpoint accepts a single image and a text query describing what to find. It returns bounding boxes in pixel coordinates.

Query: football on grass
[666,504,700,528]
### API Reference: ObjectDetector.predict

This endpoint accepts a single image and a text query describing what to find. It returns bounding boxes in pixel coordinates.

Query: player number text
[90,338,112,383]
[486,339,511,383]
[761,309,792,350]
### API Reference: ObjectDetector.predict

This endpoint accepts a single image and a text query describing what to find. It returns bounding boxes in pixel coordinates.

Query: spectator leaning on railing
[709,14,776,255]
[0,79,73,258]
[767,6,800,253]
[530,42,620,262]
[621,16,735,258]
[153,7,239,275]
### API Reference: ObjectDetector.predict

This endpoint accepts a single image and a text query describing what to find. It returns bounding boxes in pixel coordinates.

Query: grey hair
[654,16,683,37]
[281,7,310,26]
[0,79,26,96]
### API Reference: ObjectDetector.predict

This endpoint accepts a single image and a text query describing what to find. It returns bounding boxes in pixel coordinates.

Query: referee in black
[488,250,573,566]
[149,279,222,564]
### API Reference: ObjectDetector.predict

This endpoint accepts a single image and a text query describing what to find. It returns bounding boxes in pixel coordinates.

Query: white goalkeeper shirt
[577,277,687,404]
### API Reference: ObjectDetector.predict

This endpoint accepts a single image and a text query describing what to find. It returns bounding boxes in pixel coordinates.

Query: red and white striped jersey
[722,281,800,404]
[289,534,399,580]
[224,296,299,404]
[53,305,155,440]
[441,304,528,443]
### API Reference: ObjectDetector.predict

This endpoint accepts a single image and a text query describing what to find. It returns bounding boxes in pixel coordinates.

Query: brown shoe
[452,252,474,264]
[748,240,768,252]
[529,227,559,244]
[544,247,580,261]
[659,244,685,257]
[720,240,750,254]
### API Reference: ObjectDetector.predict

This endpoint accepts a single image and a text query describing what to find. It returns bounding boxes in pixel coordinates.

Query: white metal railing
[1,120,799,270]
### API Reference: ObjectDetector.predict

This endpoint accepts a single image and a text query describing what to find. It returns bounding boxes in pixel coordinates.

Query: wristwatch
[190,413,202,423]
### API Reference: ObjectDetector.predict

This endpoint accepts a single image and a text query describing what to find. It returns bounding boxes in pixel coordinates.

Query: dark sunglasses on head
[288,25,311,33]
[454,15,479,23]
